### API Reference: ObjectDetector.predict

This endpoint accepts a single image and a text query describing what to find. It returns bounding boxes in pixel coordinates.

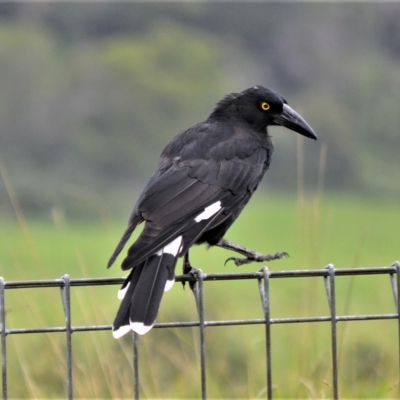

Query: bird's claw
[225,251,289,267]
[182,266,199,291]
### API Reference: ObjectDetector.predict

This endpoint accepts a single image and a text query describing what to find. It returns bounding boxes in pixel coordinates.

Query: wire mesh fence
[1,261,400,400]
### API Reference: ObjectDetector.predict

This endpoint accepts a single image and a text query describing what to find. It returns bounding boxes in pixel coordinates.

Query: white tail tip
[117,281,131,300]
[112,325,131,339]
[130,321,154,335]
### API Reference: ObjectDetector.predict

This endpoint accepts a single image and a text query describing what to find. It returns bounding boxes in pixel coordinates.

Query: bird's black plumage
[108,86,316,337]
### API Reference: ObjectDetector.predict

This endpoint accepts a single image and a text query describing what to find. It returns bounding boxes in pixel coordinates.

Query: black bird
[108,86,316,338]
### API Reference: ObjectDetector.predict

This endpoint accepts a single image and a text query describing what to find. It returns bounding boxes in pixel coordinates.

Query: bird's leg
[182,252,192,276]
[182,252,197,291]
[182,252,201,313]
[216,238,288,266]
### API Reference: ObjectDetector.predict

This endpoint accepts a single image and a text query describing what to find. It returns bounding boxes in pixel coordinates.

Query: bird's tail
[112,236,182,338]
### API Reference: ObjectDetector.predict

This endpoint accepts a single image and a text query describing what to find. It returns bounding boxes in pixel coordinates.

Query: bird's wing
[119,165,225,270]
[108,122,270,269]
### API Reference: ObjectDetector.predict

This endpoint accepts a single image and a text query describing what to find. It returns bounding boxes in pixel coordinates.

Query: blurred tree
[0,21,229,215]
[0,2,400,217]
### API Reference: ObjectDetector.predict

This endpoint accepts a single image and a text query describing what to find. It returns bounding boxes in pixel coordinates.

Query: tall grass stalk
[0,154,44,274]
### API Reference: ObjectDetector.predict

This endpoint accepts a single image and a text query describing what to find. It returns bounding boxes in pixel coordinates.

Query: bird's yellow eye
[261,102,270,111]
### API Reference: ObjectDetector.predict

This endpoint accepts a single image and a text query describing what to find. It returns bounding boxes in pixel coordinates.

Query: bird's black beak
[273,104,317,140]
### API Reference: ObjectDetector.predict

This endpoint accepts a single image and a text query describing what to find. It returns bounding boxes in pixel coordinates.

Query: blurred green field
[1,193,399,399]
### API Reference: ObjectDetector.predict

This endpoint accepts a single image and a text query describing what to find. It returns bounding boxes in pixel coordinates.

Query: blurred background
[1,2,400,399]
[0,2,399,217]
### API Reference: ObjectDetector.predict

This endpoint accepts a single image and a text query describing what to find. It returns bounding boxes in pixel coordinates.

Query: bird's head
[212,86,317,140]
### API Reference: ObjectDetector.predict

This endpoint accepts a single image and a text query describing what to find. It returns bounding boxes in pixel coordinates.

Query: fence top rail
[1,264,399,290]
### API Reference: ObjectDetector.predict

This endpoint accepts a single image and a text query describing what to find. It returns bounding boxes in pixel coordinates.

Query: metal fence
[1,261,400,400]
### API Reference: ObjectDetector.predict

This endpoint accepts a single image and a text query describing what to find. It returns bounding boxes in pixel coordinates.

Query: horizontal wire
[2,265,398,289]
[4,313,399,336]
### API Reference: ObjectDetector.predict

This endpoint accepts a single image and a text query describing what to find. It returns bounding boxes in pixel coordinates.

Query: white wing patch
[195,201,222,222]
[162,236,182,256]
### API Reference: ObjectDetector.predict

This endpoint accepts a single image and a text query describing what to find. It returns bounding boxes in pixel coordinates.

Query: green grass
[1,193,400,398]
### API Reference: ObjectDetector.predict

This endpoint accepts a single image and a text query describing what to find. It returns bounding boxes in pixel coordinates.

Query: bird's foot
[216,238,288,266]
[225,251,289,267]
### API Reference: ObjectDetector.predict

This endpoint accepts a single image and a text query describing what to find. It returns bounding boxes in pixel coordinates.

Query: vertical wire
[60,275,73,400]
[258,267,272,400]
[193,270,207,400]
[133,332,139,400]
[389,268,398,310]
[0,278,7,400]
[393,262,400,387]
[324,264,338,400]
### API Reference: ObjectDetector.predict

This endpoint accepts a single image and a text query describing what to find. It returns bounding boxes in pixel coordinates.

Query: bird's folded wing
[108,143,268,269]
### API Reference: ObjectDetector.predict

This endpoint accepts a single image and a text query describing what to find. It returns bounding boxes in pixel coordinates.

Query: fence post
[192,269,207,400]
[390,261,400,388]
[258,267,272,400]
[0,278,6,400]
[324,264,339,400]
[133,332,139,400]
[60,275,73,400]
